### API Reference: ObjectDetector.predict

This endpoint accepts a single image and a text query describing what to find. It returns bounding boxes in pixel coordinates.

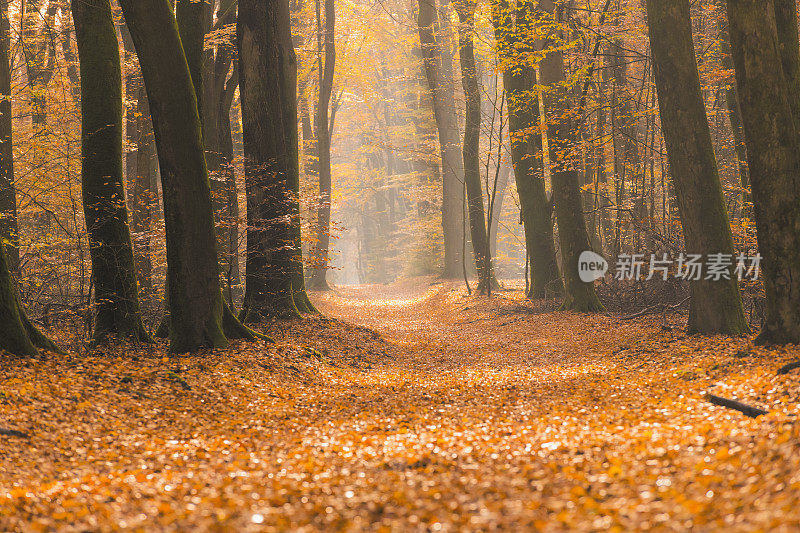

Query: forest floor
[2,279,800,531]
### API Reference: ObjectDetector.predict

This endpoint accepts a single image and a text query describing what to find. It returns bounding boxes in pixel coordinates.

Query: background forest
[0,0,776,354]
[6,0,800,530]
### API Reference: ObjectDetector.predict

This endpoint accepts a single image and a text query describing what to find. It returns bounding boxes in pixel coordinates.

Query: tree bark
[118,0,229,352]
[490,0,561,298]
[308,0,336,290]
[131,85,157,298]
[0,0,17,272]
[646,0,748,335]
[726,0,800,344]
[538,0,602,312]
[418,0,465,279]
[73,0,149,342]
[238,0,301,319]
[455,0,493,293]
[715,0,750,208]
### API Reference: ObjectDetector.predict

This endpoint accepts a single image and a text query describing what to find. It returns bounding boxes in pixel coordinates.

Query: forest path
[2,281,800,531]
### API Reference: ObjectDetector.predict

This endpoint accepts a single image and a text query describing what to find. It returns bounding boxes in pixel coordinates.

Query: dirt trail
[2,282,800,531]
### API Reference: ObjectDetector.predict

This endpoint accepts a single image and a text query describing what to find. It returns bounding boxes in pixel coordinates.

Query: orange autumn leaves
[2,282,800,531]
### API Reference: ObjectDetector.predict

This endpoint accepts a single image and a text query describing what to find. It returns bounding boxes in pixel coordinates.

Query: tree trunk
[726,0,800,344]
[489,164,509,257]
[308,0,336,290]
[0,0,17,272]
[715,0,750,208]
[238,0,301,319]
[118,0,228,352]
[176,0,208,113]
[490,0,561,298]
[646,0,748,335]
[417,0,464,279]
[73,0,149,342]
[455,1,493,293]
[131,85,156,299]
[219,68,242,306]
[538,0,602,312]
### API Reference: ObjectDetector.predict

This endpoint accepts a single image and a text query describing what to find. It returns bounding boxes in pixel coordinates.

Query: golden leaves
[2,283,800,530]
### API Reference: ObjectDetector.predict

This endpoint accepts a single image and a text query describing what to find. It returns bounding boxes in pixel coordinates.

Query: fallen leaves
[2,281,800,531]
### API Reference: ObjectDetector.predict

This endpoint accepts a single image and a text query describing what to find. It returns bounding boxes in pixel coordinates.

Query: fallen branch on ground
[778,360,800,375]
[706,393,768,418]
[622,297,690,320]
[0,428,30,438]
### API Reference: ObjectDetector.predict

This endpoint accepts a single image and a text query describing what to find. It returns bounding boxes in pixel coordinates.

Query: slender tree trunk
[726,0,800,344]
[455,1,492,292]
[308,0,336,290]
[73,0,149,342]
[0,0,17,272]
[219,68,242,306]
[490,0,561,298]
[118,0,262,352]
[418,0,464,279]
[131,85,156,298]
[489,164,509,257]
[646,0,748,335]
[238,0,301,319]
[538,0,602,312]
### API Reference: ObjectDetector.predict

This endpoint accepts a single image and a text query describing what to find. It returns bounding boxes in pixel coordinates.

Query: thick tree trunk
[118,0,228,352]
[455,1,493,293]
[538,0,602,312]
[418,0,464,279]
[176,0,208,112]
[308,0,336,290]
[0,240,36,355]
[726,0,800,344]
[646,0,748,335]
[772,0,800,122]
[73,0,149,342]
[490,0,561,298]
[0,0,17,272]
[0,239,60,353]
[715,0,749,207]
[238,0,300,319]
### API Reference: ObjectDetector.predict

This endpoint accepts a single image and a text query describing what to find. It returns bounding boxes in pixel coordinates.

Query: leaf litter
[2,281,800,531]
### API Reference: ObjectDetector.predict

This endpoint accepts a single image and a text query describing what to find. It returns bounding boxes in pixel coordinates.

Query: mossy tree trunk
[418,0,465,280]
[490,0,561,298]
[308,0,336,290]
[118,0,228,352]
[0,0,17,272]
[538,0,602,312]
[0,239,60,356]
[238,0,301,320]
[455,0,493,293]
[646,0,748,335]
[73,0,149,343]
[726,0,800,344]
